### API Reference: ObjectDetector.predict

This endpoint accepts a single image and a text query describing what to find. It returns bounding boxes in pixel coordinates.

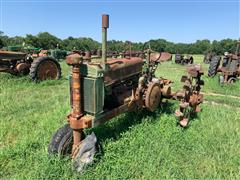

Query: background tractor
[175,53,194,65]
[48,14,204,172]
[203,51,216,64]
[3,44,69,61]
[208,41,240,84]
[0,50,61,81]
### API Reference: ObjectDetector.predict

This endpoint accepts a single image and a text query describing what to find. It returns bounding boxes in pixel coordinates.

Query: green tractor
[208,41,240,84]
[48,14,204,172]
[0,49,61,81]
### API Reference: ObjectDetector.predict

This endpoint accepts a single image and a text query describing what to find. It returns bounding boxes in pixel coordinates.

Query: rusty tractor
[208,41,240,84]
[203,51,216,64]
[175,53,194,65]
[48,14,204,172]
[0,50,61,81]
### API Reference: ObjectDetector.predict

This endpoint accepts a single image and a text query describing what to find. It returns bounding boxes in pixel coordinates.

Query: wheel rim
[37,60,59,80]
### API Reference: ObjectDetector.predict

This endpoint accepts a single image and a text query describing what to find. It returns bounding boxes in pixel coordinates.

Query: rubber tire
[48,124,72,155]
[208,56,221,77]
[228,77,237,84]
[73,133,97,172]
[189,57,194,64]
[29,56,61,81]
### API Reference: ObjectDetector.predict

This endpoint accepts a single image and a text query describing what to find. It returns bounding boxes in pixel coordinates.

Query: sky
[0,0,239,43]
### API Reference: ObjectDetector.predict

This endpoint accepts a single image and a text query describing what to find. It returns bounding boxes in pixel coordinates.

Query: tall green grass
[0,55,239,179]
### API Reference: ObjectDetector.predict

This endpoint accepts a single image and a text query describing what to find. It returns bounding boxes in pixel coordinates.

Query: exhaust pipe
[102,14,109,70]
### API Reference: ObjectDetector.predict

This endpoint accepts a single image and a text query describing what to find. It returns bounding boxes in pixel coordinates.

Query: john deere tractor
[48,14,204,172]
[0,50,61,81]
[208,41,240,84]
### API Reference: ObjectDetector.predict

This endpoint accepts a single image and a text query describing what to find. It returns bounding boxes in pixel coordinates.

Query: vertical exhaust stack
[102,14,109,70]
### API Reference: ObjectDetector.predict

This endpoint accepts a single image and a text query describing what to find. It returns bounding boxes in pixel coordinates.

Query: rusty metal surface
[187,64,204,77]
[66,53,83,65]
[150,52,161,62]
[102,14,109,28]
[66,54,86,155]
[161,85,172,98]
[175,65,204,127]
[0,50,26,60]
[16,63,30,75]
[36,60,59,80]
[104,57,143,85]
[95,103,130,126]
[39,50,48,57]
[150,52,172,62]
[159,52,172,61]
[145,83,161,112]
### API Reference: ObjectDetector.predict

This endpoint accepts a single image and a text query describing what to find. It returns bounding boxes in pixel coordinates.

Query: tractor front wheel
[48,124,73,155]
[48,124,97,172]
[29,56,61,81]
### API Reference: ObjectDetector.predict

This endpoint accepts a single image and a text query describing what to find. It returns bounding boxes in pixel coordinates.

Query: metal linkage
[175,65,204,127]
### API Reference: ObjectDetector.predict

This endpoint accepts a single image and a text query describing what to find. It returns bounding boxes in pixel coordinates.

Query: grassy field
[0,55,239,179]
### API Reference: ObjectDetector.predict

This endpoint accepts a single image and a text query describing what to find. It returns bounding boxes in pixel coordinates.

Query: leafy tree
[0,30,238,55]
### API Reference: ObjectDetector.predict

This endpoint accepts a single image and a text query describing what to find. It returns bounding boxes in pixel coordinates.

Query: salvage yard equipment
[0,50,61,81]
[48,14,204,172]
[208,41,240,84]
[175,53,194,65]
[203,51,215,64]
[4,45,68,61]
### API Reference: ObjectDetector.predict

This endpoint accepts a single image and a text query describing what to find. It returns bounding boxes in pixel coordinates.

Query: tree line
[0,31,238,55]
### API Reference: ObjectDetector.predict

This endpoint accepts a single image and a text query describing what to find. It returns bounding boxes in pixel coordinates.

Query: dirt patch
[204,100,240,110]
[202,92,240,100]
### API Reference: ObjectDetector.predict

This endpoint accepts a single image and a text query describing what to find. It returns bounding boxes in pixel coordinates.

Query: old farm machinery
[48,14,204,172]
[0,50,61,81]
[175,54,194,65]
[208,41,240,84]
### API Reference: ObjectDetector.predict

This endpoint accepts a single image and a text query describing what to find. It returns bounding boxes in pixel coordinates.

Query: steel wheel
[37,60,59,80]
[29,56,61,81]
[145,83,161,112]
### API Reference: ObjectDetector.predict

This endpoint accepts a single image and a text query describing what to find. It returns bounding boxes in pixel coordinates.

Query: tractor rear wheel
[208,56,221,77]
[29,56,61,81]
